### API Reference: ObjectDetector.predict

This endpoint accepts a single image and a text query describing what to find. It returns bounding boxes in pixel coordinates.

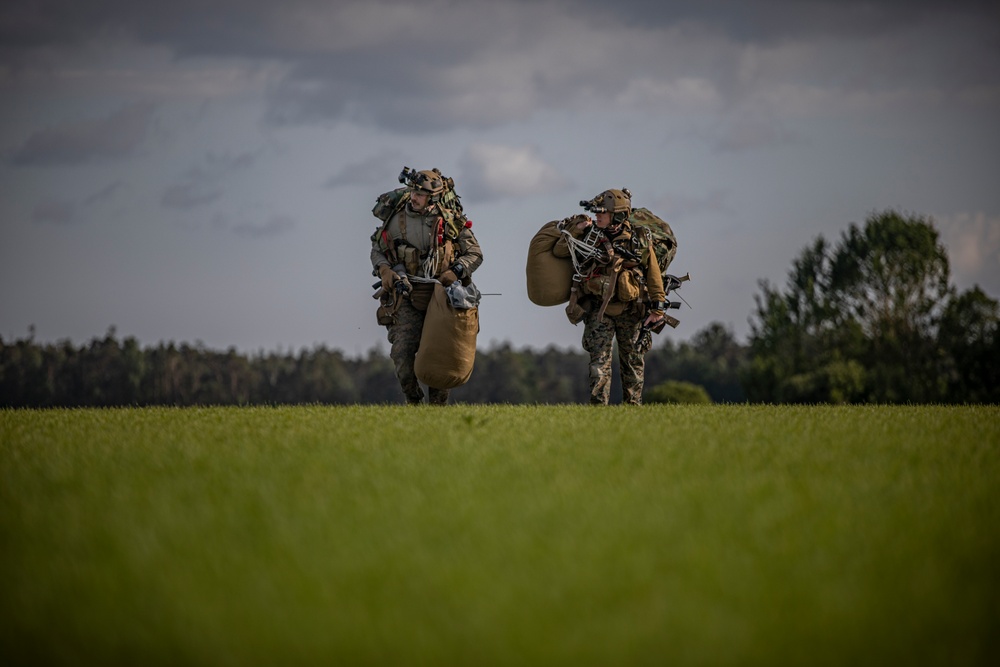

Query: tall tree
[747,209,995,403]
[828,210,951,401]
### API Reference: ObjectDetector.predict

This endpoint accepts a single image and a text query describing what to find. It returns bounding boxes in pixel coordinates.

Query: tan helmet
[410,169,446,197]
[583,188,632,224]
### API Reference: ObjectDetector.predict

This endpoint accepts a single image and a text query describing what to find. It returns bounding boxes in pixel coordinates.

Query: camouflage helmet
[583,188,632,225]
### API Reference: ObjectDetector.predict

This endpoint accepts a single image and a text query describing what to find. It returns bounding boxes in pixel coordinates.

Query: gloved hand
[438,269,458,287]
[379,264,400,292]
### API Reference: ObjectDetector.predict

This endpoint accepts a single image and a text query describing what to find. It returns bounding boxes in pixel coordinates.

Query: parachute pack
[525,219,576,307]
[371,167,469,241]
[414,284,479,389]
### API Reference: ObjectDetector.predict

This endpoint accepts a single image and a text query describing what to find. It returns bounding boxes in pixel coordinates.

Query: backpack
[371,187,410,223]
[629,207,678,279]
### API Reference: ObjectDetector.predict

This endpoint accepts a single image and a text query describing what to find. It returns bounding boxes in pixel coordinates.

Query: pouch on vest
[375,290,397,326]
[617,268,642,302]
[376,304,395,326]
[400,246,421,276]
[602,302,626,317]
[433,239,455,276]
[566,303,586,325]
[583,274,612,297]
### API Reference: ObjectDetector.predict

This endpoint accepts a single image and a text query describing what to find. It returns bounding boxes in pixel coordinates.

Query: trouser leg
[615,308,646,405]
[387,300,425,404]
[583,311,615,405]
[427,387,450,405]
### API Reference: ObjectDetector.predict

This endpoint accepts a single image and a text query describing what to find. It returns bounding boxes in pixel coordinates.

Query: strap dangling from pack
[595,257,624,322]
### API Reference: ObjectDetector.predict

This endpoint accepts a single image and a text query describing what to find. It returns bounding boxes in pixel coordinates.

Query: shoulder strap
[377,200,409,266]
[596,257,624,322]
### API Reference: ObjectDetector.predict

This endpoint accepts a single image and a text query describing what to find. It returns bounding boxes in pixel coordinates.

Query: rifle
[371,280,411,300]
[635,272,691,351]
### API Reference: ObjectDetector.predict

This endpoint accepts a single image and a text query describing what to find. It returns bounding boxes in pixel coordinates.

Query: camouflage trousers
[386,298,450,405]
[582,305,646,405]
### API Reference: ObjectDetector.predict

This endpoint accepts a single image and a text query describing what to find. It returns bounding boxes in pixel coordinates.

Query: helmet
[401,168,445,197]
[582,188,632,225]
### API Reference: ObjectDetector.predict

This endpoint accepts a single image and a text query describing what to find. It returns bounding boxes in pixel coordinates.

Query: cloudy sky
[2,0,998,355]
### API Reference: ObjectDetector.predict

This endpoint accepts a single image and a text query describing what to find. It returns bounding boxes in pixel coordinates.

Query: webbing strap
[595,257,623,322]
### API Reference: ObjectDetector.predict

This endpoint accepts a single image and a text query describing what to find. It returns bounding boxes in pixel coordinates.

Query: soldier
[554,188,666,405]
[371,169,484,405]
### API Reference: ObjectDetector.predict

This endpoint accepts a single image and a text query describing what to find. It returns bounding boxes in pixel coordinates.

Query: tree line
[2,210,996,407]
[0,324,745,407]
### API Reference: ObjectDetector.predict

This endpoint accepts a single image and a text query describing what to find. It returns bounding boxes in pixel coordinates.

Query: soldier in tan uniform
[371,169,484,405]
[554,189,666,405]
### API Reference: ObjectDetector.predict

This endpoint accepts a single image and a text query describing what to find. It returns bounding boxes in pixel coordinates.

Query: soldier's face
[595,212,612,228]
[411,191,430,211]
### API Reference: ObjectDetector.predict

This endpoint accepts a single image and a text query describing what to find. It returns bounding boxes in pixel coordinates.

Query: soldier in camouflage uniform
[371,169,483,405]
[554,189,666,405]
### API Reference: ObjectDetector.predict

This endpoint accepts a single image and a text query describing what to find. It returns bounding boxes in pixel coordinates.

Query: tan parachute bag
[414,284,479,389]
[526,219,574,306]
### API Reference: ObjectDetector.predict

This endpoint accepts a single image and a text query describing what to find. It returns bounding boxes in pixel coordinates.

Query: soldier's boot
[428,387,450,406]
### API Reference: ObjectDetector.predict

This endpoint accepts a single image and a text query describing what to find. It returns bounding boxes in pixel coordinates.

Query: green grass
[2,405,998,666]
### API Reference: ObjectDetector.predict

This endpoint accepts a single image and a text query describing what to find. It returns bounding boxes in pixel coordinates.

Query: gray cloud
[161,182,223,209]
[232,214,295,238]
[324,152,406,189]
[202,210,296,237]
[28,182,125,226]
[206,150,258,172]
[160,150,258,209]
[84,180,126,205]
[654,189,734,221]
[577,0,1000,46]
[31,199,77,224]
[3,1,998,136]
[252,1,1000,134]
[712,116,801,153]
[6,1,995,55]
[10,102,154,166]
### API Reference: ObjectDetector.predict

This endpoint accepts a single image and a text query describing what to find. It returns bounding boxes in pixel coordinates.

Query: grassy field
[2,405,998,666]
